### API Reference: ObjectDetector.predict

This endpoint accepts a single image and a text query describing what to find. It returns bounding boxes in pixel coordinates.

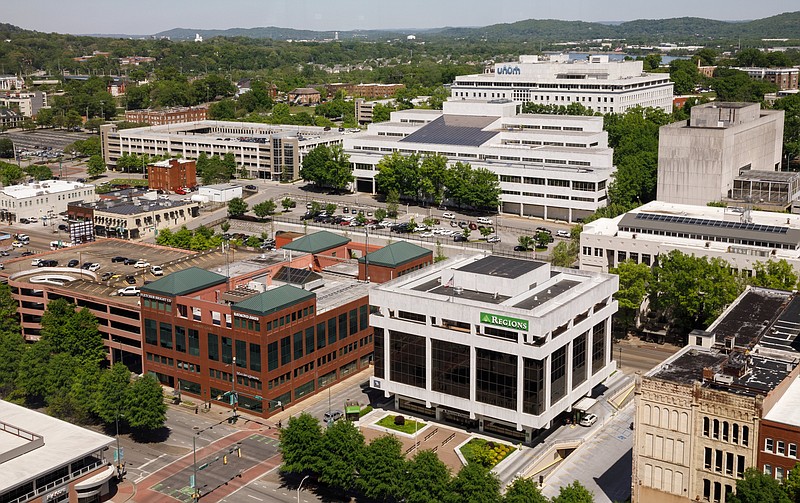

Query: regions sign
[480,312,529,331]
[496,66,521,75]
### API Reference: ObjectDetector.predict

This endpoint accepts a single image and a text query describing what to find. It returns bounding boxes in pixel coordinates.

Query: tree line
[613,252,800,339]
[0,286,167,431]
[280,412,594,503]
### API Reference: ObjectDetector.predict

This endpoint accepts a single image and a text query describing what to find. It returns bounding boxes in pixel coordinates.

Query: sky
[3,0,795,35]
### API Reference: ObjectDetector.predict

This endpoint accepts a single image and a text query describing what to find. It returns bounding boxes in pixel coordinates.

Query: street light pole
[618,346,623,370]
[297,475,310,503]
[192,434,198,502]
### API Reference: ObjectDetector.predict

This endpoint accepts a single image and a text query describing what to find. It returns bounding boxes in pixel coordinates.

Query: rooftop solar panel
[399,115,500,147]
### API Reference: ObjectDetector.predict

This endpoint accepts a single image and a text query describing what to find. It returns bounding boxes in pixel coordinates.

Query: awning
[573,397,597,412]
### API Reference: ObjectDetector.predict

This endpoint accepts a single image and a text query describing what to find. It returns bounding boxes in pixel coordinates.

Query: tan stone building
[632,287,800,503]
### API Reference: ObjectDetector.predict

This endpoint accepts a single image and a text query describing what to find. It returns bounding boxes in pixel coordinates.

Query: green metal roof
[233,284,315,316]
[358,241,432,268]
[141,267,227,297]
[282,230,350,254]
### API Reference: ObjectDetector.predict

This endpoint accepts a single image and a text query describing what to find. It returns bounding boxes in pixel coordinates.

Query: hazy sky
[3,0,795,35]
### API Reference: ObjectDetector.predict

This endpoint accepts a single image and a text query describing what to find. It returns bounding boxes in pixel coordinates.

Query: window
[235,339,246,368]
[359,305,368,331]
[551,345,568,404]
[249,343,261,372]
[293,331,303,360]
[221,337,233,364]
[777,466,785,481]
[742,426,750,447]
[207,333,219,361]
[175,326,186,353]
[704,447,712,469]
[144,319,157,345]
[778,441,786,455]
[733,423,739,444]
[790,443,797,458]
[268,341,278,371]
[280,336,291,366]
[317,322,327,349]
[388,330,426,389]
[715,449,723,473]
[349,308,358,335]
[339,313,347,340]
[431,340,470,399]
[476,348,517,410]
[703,417,710,437]
[722,422,729,442]
[713,419,720,439]
[766,438,774,453]
[305,327,315,356]
[328,317,337,345]
[765,464,773,476]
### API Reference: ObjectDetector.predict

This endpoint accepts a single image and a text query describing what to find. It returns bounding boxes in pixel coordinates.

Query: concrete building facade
[0,180,97,223]
[100,121,344,181]
[579,200,800,276]
[68,197,200,240]
[344,99,615,223]
[656,102,785,206]
[732,67,799,91]
[370,254,618,441]
[451,54,674,113]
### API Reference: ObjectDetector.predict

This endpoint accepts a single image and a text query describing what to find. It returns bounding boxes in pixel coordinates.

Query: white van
[476,217,493,225]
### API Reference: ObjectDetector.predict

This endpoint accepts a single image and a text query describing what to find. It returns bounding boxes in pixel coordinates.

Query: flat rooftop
[764,374,800,427]
[1,179,93,199]
[456,254,544,279]
[0,400,113,494]
[0,240,265,306]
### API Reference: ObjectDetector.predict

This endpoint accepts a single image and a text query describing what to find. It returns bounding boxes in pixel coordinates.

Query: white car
[134,260,150,268]
[442,212,456,219]
[117,286,141,297]
[476,217,494,225]
[487,236,501,243]
[556,230,571,238]
[12,241,23,248]
[151,265,164,276]
[419,232,435,238]
[31,258,42,266]
[88,263,101,272]
[579,413,598,427]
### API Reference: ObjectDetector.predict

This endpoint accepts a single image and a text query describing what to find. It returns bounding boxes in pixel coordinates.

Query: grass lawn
[375,415,426,435]
[459,438,516,468]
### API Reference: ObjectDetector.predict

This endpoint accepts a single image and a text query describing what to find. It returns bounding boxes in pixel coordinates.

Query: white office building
[579,200,800,275]
[199,183,242,203]
[0,180,97,222]
[450,54,674,114]
[370,254,618,441]
[344,99,615,222]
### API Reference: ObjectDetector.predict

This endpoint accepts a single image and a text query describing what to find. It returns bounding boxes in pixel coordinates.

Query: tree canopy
[300,144,353,191]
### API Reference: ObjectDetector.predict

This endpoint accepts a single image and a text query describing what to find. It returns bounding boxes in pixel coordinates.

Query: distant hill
[151,11,800,42]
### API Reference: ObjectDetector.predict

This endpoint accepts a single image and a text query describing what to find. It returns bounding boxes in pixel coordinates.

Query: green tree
[750,259,798,290]
[227,197,248,217]
[446,462,501,503]
[86,155,106,178]
[281,197,295,212]
[774,94,800,169]
[783,461,800,502]
[252,199,277,219]
[386,189,400,218]
[318,419,365,491]
[325,203,338,216]
[0,161,24,185]
[552,481,594,503]
[0,331,25,397]
[611,260,653,334]
[124,374,167,431]
[26,164,53,181]
[403,450,452,503]
[650,250,744,336]
[727,467,790,503]
[375,152,421,199]
[40,299,105,366]
[209,99,237,120]
[551,241,578,268]
[357,435,405,501]
[712,67,777,103]
[0,138,14,158]
[419,154,448,204]
[504,477,549,503]
[534,231,551,249]
[94,363,131,425]
[374,208,387,222]
[279,412,323,474]
[517,235,534,251]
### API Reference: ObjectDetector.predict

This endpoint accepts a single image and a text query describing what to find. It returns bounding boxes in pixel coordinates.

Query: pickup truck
[117,286,141,297]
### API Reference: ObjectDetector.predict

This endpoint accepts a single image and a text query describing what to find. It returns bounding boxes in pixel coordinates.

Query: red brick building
[125,105,208,126]
[148,158,197,192]
[758,370,800,482]
[357,240,433,282]
[140,251,374,418]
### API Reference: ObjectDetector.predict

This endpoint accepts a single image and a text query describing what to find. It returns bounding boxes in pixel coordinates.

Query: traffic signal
[223,455,228,465]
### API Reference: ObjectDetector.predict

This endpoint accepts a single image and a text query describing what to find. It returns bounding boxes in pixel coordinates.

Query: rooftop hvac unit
[714,373,734,385]
[247,281,266,293]
[454,286,463,295]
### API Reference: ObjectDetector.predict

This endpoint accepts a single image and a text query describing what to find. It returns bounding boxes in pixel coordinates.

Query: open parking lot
[2,129,93,153]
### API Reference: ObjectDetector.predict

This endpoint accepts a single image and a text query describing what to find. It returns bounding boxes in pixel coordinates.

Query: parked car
[125,275,136,284]
[88,263,101,272]
[174,188,186,195]
[117,286,140,297]
[11,241,23,248]
[101,272,115,281]
[18,218,30,224]
[476,217,493,225]
[58,224,69,231]
[0,251,8,257]
[123,258,137,266]
[112,256,127,263]
[67,259,79,267]
[151,265,164,276]
[453,234,467,242]
[556,230,571,238]
[134,260,150,268]
[38,259,58,267]
[81,262,93,270]
[579,413,598,427]
[323,410,344,423]
[31,258,42,266]
[487,236,501,243]
[514,245,531,252]
[442,212,456,219]
[21,251,34,256]
[244,184,257,191]
[536,227,552,235]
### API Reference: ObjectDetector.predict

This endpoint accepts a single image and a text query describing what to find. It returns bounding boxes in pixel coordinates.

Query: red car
[175,188,186,195]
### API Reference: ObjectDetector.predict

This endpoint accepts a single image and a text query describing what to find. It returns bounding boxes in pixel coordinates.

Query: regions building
[579,200,800,276]
[451,54,674,113]
[369,254,618,442]
[632,287,800,503]
[100,121,345,181]
[0,400,116,503]
[656,102,785,206]
[0,179,96,223]
[125,106,208,126]
[344,99,615,222]
[147,158,197,192]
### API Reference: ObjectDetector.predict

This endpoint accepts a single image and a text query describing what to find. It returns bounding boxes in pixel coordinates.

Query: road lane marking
[138,453,167,471]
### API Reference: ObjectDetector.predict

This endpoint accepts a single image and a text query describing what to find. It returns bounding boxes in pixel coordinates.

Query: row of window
[702,417,751,447]
[703,447,746,478]
[764,438,798,458]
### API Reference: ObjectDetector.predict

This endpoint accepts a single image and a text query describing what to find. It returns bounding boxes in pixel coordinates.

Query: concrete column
[566,340,573,393]
[470,345,477,407]
[544,354,552,411]
[425,337,432,393]
[517,354,525,417]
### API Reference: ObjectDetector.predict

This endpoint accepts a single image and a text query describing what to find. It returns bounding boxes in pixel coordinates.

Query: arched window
[713,419,720,439]
[703,417,710,437]
[742,425,750,446]
[733,423,740,444]
[722,422,729,442]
